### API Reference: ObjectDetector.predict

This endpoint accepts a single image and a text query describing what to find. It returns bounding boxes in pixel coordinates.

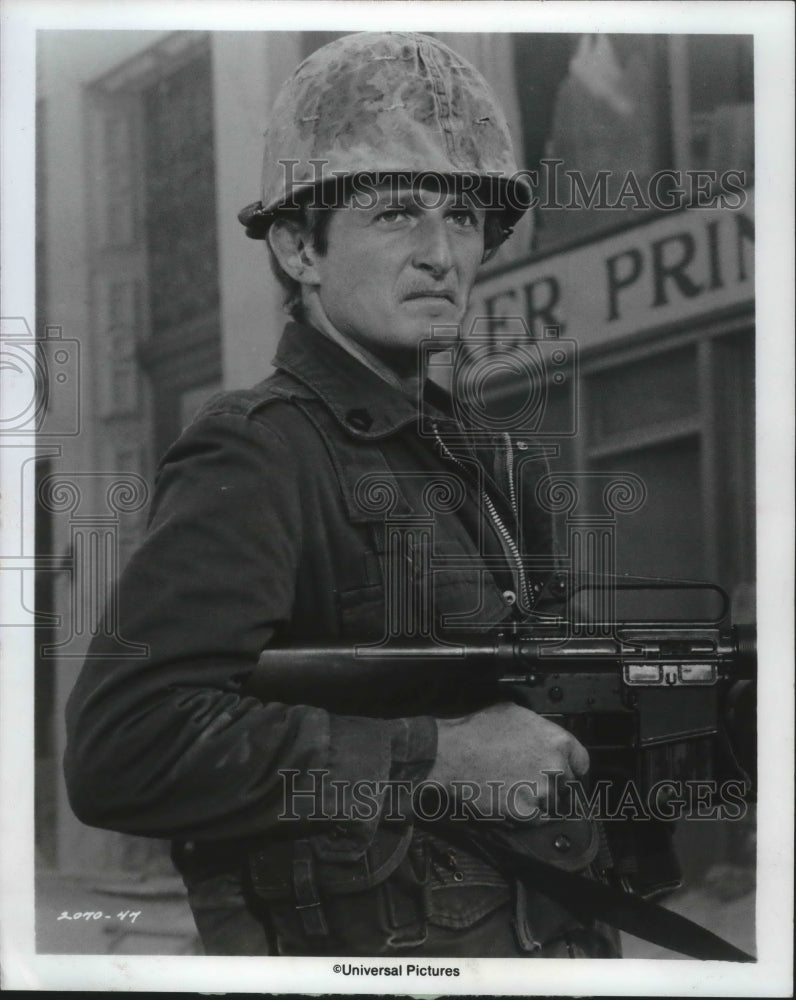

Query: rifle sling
[441,825,755,962]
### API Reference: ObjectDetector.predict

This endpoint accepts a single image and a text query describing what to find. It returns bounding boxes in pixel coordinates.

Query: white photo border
[1,0,793,994]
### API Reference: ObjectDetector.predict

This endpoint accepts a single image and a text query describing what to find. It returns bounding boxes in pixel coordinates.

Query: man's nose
[412,215,454,276]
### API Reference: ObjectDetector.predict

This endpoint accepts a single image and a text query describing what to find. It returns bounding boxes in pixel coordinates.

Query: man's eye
[375,208,408,224]
[448,209,478,227]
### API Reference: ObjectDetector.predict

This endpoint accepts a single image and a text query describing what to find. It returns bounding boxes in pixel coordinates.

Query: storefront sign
[470,192,755,348]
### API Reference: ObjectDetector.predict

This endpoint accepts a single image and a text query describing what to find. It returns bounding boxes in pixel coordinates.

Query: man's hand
[426,702,589,823]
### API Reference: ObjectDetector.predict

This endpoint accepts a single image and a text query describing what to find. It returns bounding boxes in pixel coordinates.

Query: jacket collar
[272,321,451,440]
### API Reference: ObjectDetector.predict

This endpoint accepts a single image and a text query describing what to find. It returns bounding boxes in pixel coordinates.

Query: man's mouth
[404,290,455,303]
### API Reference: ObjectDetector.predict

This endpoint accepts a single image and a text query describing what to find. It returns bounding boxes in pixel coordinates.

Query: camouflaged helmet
[239,31,531,242]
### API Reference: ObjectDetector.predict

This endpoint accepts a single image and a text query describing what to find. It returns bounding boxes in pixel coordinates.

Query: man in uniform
[65,32,618,958]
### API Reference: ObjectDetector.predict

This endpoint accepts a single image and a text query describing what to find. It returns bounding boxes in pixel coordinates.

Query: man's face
[307,180,486,370]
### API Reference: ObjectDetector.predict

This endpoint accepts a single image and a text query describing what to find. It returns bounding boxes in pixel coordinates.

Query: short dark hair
[266,178,507,321]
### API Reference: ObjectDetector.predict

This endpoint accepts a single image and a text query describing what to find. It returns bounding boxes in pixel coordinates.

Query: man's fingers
[568,738,590,777]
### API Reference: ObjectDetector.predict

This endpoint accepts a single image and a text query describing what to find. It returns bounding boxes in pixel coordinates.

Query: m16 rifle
[243,583,757,797]
[240,576,757,961]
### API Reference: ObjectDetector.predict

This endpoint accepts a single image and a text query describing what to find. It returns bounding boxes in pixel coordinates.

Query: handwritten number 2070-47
[57,910,141,922]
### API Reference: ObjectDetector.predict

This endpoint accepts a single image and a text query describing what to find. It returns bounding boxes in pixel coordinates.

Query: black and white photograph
[0,1,793,994]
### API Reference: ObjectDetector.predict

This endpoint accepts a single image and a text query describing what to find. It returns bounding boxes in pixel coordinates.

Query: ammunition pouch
[245,818,603,954]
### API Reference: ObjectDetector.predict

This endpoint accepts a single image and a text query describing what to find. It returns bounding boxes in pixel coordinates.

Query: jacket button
[502,590,516,605]
[346,408,373,431]
[553,834,571,853]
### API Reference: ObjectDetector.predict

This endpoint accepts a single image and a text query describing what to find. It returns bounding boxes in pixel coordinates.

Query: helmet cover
[239,32,531,240]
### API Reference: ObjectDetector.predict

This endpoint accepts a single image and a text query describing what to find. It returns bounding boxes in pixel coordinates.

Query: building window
[528,33,670,252]
[511,33,754,254]
[579,326,754,619]
[101,110,139,246]
[143,47,219,333]
[588,345,700,445]
[669,35,754,178]
[97,278,144,416]
[88,32,222,463]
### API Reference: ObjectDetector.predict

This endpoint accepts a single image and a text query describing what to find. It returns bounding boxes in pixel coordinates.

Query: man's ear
[267,220,322,285]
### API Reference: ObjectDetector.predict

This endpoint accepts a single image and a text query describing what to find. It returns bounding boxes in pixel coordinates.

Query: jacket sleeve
[63,406,436,845]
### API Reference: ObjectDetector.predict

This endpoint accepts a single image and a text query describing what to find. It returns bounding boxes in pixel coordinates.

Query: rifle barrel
[244,625,756,709]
